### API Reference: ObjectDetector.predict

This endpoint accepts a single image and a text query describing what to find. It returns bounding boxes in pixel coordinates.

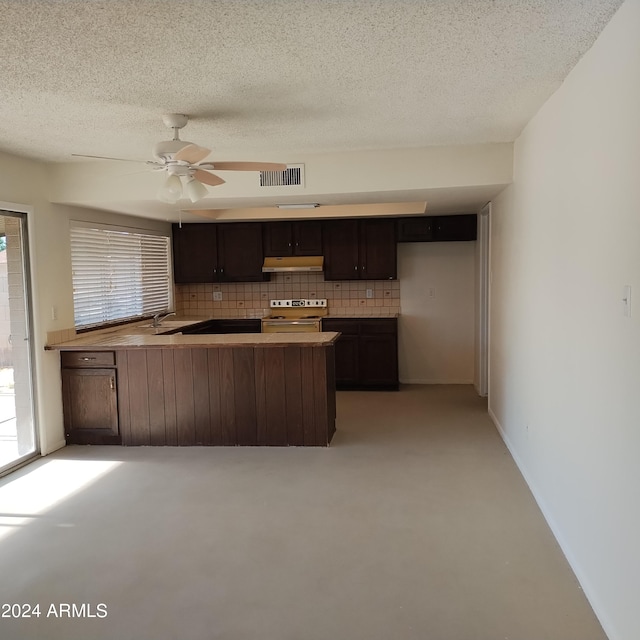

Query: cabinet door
[360,219,397,280]
[359,333,398,389]
[323,219,360,280]
[62,369,120,444]
[433,214,477,241]
[322,319,360,387]
[292,221,322,255]
[263,222,293,256]
[217,223,268,282]
[172,223,218,283]
[214,319,262,333]
[397,217,434,242]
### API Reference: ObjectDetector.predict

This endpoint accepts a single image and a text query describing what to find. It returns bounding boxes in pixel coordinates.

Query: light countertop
[48,327,340,350]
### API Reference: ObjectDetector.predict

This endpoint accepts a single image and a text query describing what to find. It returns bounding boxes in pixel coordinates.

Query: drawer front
[61,351,116,368]
[322,319,360,335]
[359,318,397,334]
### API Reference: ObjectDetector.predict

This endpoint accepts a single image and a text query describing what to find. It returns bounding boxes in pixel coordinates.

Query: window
[70,223,172,329]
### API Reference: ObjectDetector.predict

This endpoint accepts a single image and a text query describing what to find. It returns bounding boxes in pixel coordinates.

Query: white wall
[398,242,475,384]
[489,1,640,638]
[0,151,171,456]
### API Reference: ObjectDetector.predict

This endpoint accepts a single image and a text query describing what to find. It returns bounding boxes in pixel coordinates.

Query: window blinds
[70,225,171,329]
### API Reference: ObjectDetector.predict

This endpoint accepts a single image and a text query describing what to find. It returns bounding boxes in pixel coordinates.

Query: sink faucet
[152,311,176,327]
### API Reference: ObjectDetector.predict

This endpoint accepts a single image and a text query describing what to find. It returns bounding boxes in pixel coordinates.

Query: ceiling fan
[72,113,287,204]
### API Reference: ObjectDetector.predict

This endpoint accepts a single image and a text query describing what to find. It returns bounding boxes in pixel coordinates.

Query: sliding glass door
[0,211,37,473]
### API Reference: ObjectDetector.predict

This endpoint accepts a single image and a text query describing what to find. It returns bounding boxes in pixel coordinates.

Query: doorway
[0,211,37,473]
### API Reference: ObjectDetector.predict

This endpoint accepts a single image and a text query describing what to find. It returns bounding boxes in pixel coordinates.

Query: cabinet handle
[213,268,217,274]
[110,377,115,391]
[220,267,224,273]
[288,242,292,247]
[362,265,366,271]
[81,357,97,361]
[354,266,358,271]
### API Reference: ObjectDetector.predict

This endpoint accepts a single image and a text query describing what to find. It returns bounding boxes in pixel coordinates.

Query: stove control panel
[270,299,327,308]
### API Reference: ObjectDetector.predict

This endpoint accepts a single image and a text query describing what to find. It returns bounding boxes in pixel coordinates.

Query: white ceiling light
[184,177,208,203]
[157,174,183,203]
[157,174,210,204]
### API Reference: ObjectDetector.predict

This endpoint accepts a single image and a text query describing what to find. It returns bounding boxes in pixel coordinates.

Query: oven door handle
[263,320,319,326]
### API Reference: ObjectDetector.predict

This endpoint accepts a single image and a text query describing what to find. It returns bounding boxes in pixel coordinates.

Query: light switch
[623,285,631,317]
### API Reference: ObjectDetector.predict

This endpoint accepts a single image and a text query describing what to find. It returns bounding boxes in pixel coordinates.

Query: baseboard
[399,378,474,385]
[487,406,618,640]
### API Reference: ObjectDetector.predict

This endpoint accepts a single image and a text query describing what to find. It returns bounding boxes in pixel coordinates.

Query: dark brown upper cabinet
[216,223,268,282]
[397,216,434,242]
[172,222,268,283]
[397,214,477,242]
[263,220,323,256]
[323,218,397,280]
[172,223,218,283]
[432,214,477,241]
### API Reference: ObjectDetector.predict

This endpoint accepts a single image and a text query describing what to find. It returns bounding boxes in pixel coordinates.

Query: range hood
[262,256,324,272]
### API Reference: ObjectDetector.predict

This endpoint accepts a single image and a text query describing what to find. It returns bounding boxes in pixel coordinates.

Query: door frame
[0,202,40,476]
[475,202,491,397]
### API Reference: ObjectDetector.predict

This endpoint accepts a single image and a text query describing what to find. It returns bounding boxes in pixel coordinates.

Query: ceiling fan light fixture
[158,174,183,203]
[184,177,208,203]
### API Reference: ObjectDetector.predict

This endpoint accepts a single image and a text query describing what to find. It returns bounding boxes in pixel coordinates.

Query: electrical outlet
[623,285,631,317]
[366,288,373,299]
[213,291,223,301]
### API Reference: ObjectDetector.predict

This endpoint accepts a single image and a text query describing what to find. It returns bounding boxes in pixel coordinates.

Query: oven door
[261,320,321,333]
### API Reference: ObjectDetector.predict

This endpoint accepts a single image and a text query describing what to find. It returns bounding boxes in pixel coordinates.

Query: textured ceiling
[0,0,624,164]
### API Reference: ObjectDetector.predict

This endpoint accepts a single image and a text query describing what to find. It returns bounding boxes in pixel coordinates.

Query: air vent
[260,164,304,187]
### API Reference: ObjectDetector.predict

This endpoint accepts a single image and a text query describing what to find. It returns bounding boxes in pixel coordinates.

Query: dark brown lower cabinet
[61,351,120,444]
[60,344,336,447]
[322,318,398,390]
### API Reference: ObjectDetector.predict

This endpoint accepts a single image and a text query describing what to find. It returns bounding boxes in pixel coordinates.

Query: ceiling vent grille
[260,164,304,187]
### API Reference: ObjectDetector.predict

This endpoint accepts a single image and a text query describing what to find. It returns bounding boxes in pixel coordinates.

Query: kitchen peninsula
[48,325,338,448]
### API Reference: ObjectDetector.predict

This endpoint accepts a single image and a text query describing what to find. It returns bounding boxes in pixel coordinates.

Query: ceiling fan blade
[71,153,147,163]
[206,162,288,172]
[194,169,225,187]
[174,144,211,164]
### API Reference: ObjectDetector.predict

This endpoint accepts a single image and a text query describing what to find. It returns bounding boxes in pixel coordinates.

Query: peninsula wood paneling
[254,349,268,446]
[192,349,211,445]
[115,351,132,444]
[284,347,304,446]
[116,345,336,446]
[300,348,317,445]
[146,350,166,445]
[263,347,287,446]
[218,348,236,445]
[233,348,257,445]
[174,349,196,446]
[161,350,178,445]
[206,349,224,446]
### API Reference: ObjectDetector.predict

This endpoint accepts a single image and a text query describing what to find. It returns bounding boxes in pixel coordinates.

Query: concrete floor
[0,385,607,640]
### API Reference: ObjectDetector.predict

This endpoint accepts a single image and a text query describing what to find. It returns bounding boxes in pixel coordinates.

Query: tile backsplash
[175,272,400,318]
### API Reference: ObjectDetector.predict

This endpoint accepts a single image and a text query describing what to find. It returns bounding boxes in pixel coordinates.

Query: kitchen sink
[138,320,193,329]
[125,320,202,335]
